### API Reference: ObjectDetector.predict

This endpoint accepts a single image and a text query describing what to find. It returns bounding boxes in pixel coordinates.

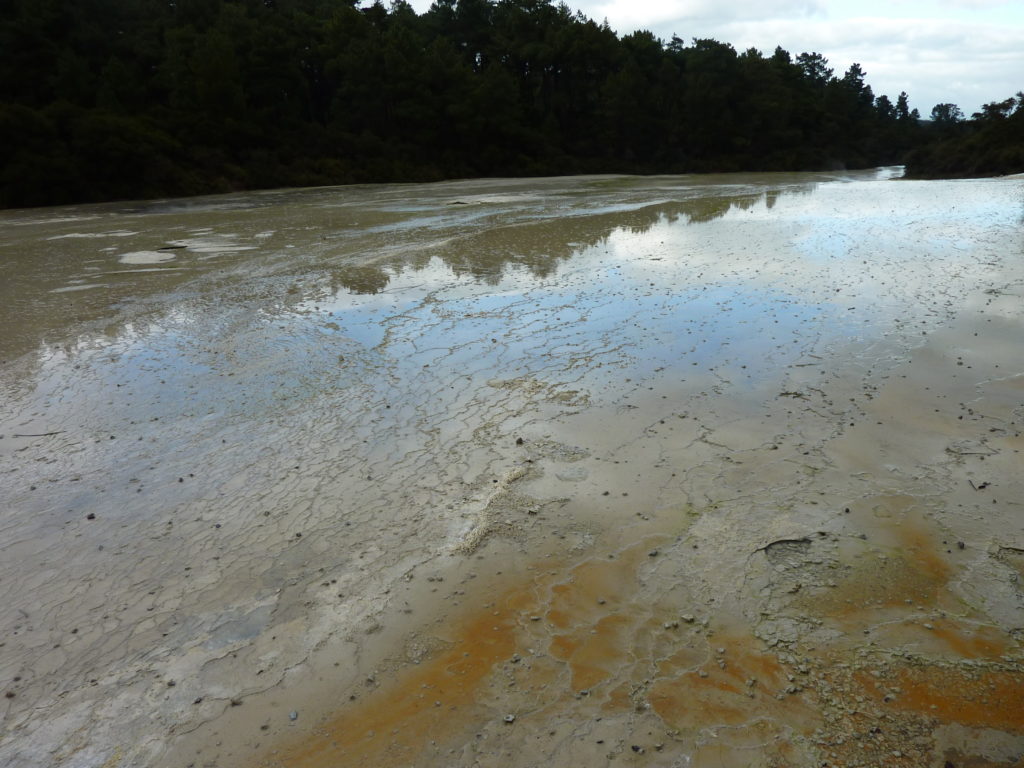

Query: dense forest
[903,94,1024,178]
[0,0,1019,208]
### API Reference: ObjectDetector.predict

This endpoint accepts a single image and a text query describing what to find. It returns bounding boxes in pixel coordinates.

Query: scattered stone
[503,714,516,724]
[230,698,243,706]
[631,745,645,754]
[289,711,298,721]
[86,513,96,520]
[648,549,659,557]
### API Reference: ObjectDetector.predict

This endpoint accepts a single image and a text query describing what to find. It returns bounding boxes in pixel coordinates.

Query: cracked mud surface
[2,170,1024,768]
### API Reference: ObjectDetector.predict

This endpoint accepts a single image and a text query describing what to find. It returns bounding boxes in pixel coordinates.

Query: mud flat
[1,170,1023,768]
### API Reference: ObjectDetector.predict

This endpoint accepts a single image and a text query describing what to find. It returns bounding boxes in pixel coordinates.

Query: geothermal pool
[2,170,1023,767]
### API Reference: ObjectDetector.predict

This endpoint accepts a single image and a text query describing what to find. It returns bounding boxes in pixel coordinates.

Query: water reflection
[321,187,810,297]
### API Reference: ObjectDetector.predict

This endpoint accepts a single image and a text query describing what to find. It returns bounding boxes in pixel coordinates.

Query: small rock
[503,714,516,724]
[86,513,96,520]
[289,711,298,721]
[648,550,659,557]
[631,745,645,754]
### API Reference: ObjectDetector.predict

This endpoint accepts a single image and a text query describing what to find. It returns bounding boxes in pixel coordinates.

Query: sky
[407,0,1024,117]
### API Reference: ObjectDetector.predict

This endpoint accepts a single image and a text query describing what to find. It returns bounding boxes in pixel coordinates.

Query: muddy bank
[1,169,1023,768]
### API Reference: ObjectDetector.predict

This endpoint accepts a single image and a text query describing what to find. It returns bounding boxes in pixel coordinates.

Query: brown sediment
[272,584,535,767]
[649,632,821,733]
[549,613,634,692]
[940,750,1023,768]
[909,618,1008,659]
[543,539,670,692]
[796,509,955,623]
[854,665,1024,731]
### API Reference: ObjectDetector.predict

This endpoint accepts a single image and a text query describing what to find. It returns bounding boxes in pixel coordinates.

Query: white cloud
[587,0,825,29]
[707,16,1024,113]
[583,4,1024,114]
[401,0,1023,115]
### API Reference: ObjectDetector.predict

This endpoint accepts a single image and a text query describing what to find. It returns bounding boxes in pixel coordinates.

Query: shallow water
[2,170,1024,768]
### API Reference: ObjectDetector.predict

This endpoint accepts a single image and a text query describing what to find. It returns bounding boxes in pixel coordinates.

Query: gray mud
[2,170,1023,768]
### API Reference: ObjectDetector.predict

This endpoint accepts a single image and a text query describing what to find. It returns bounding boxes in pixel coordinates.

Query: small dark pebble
[86,513,96,520]
[957,541,965,549]
[648,550,659,557]
[230,698,243,706]
[193,697,203,704]
[516,437,524,445]
[631,745,645,754]
[4,692,14,699]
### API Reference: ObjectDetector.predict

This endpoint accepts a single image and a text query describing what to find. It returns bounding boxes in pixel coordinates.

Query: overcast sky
[407,0,1024,117]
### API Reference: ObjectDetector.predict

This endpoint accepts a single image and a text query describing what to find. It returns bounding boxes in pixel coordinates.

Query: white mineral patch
[49,283,108,293]
[47,230,137,240]
[118,250,177,264]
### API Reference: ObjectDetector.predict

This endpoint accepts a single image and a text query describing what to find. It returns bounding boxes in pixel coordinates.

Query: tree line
[903,95,1024,178]
[0,0,1017,208]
